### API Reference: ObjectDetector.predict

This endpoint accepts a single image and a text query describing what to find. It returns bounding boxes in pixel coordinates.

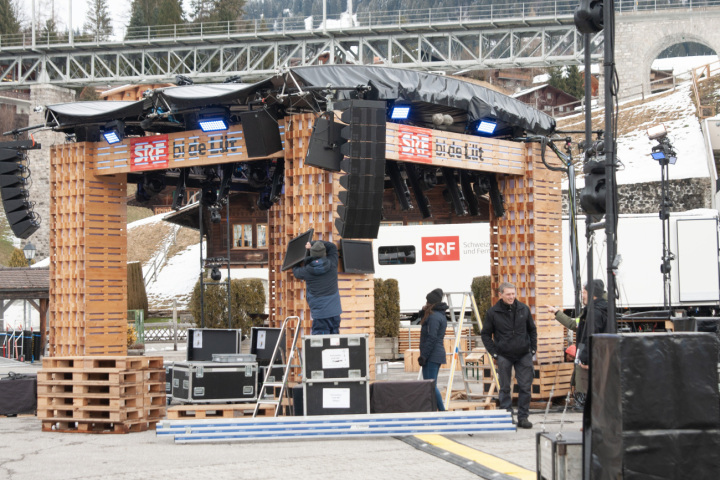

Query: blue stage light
[476,120,497,134]
[102,120,124,144]
[390,106,411,120]
[199,118,229,132]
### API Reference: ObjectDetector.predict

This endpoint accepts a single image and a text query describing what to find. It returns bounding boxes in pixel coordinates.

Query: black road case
[303,334,369,380]
[186,328,242,361]
[303,379,370,415]
[250,327,283,366]
[171,361,258,403]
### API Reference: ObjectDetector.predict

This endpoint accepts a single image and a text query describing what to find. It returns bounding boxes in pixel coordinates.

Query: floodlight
[647,124,667,140]
[390,105,411,120]
[102,120,125,144]
[476,119,497,135]
[199,118,229,132]
[197,108,230,132]
[651,151,666,161]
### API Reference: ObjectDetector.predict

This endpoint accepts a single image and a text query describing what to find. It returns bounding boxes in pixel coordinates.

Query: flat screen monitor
[281,228,314,271]
[341,239,375,274]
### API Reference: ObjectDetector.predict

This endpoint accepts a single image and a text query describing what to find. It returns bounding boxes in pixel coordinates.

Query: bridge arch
[615,9,720,98]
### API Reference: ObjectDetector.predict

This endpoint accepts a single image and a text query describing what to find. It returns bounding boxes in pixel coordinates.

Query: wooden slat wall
[490,144,564,364]
[49,143,128,356]
[268,114,376,370]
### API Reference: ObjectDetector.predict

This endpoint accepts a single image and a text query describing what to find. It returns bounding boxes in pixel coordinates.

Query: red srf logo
[422,236,460,262]
[131,135,169,171]
[398,125,432,163]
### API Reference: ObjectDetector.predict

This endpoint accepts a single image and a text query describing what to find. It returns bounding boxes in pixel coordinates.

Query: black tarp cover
[591,333,720,480]
[45,100,144,127]
[44,65,555,135]
[287,65,556,135]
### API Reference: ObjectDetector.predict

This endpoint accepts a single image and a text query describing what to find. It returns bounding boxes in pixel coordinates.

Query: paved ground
[0,345,583,480]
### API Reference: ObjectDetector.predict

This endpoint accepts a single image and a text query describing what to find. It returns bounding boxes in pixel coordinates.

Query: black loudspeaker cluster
[0,140,41,239]
[334,100,386,239]
[591,333,720,479]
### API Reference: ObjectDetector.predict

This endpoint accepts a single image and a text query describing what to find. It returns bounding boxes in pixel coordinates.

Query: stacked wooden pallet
[479,361,573,401]
[166,403,275,420]
[398,326,472,354]
[37,356,166,433]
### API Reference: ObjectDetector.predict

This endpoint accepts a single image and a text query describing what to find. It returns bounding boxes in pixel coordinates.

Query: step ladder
[252,316,303,417]
[443,291,499,409]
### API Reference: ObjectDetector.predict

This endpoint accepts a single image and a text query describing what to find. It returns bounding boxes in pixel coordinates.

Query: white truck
[371,209,720,317]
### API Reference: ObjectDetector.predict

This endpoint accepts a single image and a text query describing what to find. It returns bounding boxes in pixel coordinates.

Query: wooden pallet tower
[268,114,376,380]
[487,143,573,400]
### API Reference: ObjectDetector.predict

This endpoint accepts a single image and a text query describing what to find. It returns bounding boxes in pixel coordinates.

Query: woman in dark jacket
[418,288,447,411]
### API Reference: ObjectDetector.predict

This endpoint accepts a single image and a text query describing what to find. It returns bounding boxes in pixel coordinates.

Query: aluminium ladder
[252,315,303,417]
[443,291,499,409]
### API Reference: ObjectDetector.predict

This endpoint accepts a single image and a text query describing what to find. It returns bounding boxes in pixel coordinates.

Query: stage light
[102,120,124,144]
[476,119,497,135]
[390,104,411,120]
[199,118,228,132]
[209,205,222,223]
[210,266,222,281]
[197,108,230,132]
[651,151,665,161]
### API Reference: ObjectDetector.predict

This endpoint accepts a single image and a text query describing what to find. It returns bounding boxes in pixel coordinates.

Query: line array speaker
[334,100,386,239]
[0,141,40,239]
[239,110,283,158]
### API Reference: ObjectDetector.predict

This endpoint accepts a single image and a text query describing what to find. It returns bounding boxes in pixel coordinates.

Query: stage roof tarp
[44,65,555,135]
[286,65,556,135]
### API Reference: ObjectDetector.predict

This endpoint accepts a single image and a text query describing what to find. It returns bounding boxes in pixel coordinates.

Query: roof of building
[0,267,50,299]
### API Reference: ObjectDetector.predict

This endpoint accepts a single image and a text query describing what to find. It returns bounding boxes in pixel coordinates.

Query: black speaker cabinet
[250,327,284,366]
[239,110,282,158]
[186,328,241,361]
[590,333,720,479]
[305,117,342,171]
[303,379,370,416]
[171,362,258,403]
[303,334,369,380]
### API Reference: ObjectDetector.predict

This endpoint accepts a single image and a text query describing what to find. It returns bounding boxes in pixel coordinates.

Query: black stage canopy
[43,65,555,137]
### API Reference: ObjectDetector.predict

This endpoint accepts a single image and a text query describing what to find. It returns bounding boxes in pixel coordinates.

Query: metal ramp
[156,410,515,443]
[443,292,500,409]
[252,316,303,418]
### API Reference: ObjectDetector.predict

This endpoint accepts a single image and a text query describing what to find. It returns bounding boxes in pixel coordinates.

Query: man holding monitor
[292,240,342,334]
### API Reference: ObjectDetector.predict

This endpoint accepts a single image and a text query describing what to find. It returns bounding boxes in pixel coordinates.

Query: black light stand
[649,126,678,311]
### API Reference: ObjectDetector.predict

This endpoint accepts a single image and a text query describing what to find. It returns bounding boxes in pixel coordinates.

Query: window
[378,245,416,265]
[257,223,267,248]
[233,224,253,248]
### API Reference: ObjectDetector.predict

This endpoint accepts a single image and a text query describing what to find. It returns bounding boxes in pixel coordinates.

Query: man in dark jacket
[481,282,537,429]
[418,288,448,411]
[547,279,608,395]
[292,240,342,334]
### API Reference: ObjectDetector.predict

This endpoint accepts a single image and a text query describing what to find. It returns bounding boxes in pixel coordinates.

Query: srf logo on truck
[422,236,460,261]
[130,135,169,171]
[398,125,432,163]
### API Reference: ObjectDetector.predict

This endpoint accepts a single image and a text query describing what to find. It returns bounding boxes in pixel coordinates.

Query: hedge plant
[374,278,400,337]
[188,277,266,334]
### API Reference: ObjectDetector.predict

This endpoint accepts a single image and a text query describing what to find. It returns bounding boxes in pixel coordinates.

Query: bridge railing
[0,0,581,51]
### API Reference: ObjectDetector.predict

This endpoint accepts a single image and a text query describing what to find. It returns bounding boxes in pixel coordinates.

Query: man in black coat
[481,282,537,429]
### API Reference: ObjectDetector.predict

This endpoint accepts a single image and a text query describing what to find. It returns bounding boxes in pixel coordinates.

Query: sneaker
[517,418,533,429]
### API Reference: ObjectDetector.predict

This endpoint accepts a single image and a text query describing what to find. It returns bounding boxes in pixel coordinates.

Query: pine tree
[547,66,567,93]
[0,0,20,36]
[128,0,185,39]
[157,0,185,25]
[564,65,585,99]
[84,0,113,41]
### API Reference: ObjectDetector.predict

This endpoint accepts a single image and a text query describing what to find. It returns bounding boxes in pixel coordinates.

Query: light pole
[23,242,36,266]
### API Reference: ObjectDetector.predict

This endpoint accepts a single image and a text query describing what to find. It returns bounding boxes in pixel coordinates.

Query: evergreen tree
[8,248,29,267]
[0,0,20,36]
[84,0,113,41]
[215,0,246,23]
[547,66,567,93]
[128,0,184,38]
[564,65,584,99]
